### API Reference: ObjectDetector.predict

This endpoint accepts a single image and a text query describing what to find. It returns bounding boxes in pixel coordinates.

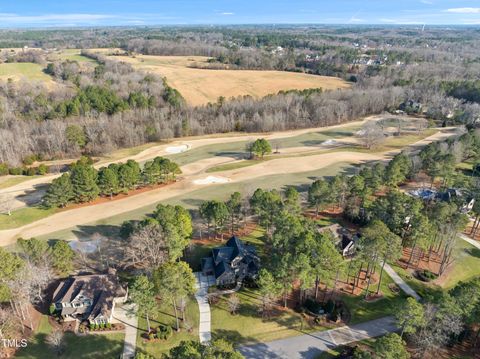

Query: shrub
[106,323,112,329]
[148,332,155,340]
[325,299,335,314]
[416,269,438,282]
[9,167,23,175]
[156,324,173,340]
[89,323,95,331]
[37,164,48,175]
[304,299,324,315]
[49,303,56,315]
[0,163,8,176]
[24,167,37,176]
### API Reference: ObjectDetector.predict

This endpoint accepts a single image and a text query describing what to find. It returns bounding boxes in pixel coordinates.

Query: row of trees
[43,156,180,207]
[122,204,196,334]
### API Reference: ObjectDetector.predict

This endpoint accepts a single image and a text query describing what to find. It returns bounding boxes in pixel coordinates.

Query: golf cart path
[239,316,398,359]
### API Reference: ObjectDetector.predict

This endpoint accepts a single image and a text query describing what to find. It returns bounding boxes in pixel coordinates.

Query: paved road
[194,272,215,343]
[239,316,397,359]
[112,303,138,359]
[383,262,421,301]
[459,233,480,250]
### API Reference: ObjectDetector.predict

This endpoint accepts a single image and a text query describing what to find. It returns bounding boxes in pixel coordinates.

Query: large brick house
[201,236,259,286]
[52,268,127,325]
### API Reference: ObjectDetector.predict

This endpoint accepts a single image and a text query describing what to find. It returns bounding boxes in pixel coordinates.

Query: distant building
[201,236,260,286]
[410,187,475,213]
[52,268,127,325]
[319,224,359,257]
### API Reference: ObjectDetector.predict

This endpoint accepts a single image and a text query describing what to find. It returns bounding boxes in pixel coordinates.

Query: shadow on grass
[465,247,480,259]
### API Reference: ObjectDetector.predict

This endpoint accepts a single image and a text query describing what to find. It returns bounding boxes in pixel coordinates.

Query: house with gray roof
[52,268,127,325]
[201,236,260,286]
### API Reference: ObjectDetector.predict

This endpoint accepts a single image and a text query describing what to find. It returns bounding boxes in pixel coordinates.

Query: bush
[106,323,112,329]
[24,167,37,176]
[148,332,155,340]
[89,323,95,331]
[325,300,335,314]
[304,299,324,315]
[49,303,57,315]
[9,167,23,175]
[156,324,173,340]
[416,269,438,282]
[37,164,48,175]
[0,163,8,176]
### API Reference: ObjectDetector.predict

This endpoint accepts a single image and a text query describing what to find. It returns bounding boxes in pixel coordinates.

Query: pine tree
[70,162,99,203]
[43,173,74,208]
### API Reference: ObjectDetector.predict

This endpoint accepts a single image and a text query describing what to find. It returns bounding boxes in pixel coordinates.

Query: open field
[105,54,351,106]
[53,49,97,63]
[0,62,54,84]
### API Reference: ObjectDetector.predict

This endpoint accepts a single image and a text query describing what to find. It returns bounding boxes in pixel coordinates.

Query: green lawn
[211,288,317,344]
[136,295,199,357]
[389,238,480,301]
[0,62,52,82]
[16,316,124,359]
[0,206,57,230]
[338,265,409,324]
[57,49,98,63]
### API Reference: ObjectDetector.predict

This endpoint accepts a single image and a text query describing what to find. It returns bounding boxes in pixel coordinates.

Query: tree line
[43,156,180,208]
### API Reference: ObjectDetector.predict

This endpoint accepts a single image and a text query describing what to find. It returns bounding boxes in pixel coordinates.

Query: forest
[0,26,479,168]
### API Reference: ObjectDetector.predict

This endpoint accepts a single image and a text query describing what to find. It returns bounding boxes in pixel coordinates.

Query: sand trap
[165,144,191,154]
[321,139,338,146]
[193,176,230,185]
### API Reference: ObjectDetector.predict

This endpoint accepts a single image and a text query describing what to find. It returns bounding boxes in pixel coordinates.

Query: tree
[17,238,51,265]
[374,333,409,359]
[199,200,229,239]
[358,121,385,149]
[249,188,283,234]
[385,153,411,187]
[70,161,99,203]
[166,339,244,359]
[65,125,86,149]
[153,262,195,331]
[226,192,242,233]
[308,179,331,215]
[249,138,272,159]
[257,269,282,317]
[395,297,425,338]
[51,240,75,276]
[227,294,240,315]
[46,329,65,357]
[284,187,301,214]
[43,173,74,208]
[97,167,119,199]
[0,248,23,302]
[130,275,156,333]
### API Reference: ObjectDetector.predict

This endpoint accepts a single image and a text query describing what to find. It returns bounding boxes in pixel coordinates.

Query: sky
[0,0,479,27]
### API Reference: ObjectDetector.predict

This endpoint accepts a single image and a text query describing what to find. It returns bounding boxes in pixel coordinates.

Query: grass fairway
[0,206,57,230]
[105,54,351,106]
[0,62,53,83]
[16,316,124,359]
[36,162,354,242]
[136,295,199,357]
[56,49,97,63]
[0,175,41,190]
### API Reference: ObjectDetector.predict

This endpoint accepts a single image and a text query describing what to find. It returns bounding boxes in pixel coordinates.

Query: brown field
[105,54,351,106]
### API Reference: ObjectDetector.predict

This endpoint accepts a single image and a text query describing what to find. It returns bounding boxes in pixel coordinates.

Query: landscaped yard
[211,288,314,344]
[136,295,199,357]
[16,316,124,359]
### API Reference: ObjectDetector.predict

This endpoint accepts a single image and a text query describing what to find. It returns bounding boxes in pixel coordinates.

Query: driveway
[112,303,138,359]
[194,272,215,343]
[239,316,397,359]
[383,262,421,301]
[459,233,480,250]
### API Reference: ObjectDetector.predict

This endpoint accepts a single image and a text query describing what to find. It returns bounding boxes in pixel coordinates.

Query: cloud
[0,13,114,25]
[220,12,234,16]
[420,0,433,4]
[445,8,480,14]
[379,18,423,25]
